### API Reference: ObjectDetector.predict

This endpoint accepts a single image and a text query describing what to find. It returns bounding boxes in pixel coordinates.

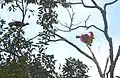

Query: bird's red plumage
[89,31,94,37]
[80,34,89,43]
[76,31,94,46]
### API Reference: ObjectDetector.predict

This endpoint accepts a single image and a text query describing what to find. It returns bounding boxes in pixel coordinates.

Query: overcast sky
[0,0,120,78]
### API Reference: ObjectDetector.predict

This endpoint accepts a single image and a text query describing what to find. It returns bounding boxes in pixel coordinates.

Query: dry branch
[104,0,119,11]
[87,44,103,78]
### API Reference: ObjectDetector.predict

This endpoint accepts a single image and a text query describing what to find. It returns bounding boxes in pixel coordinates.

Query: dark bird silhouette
[8,21,29,27]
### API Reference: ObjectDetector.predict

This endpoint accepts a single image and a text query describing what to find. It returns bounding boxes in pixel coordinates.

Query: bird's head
[89,31,94,37]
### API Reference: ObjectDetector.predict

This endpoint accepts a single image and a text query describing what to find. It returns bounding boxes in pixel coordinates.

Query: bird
[87,32,94,46]
[76,34,89,43]
[8,21,29,27]
[76,31,94,46]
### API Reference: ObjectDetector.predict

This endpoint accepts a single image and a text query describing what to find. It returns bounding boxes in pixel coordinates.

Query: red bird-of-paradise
[76,31,94,46]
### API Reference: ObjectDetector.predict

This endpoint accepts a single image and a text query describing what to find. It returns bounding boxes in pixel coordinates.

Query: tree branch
[56,24,104,32]
[104,57,109,77]
[111,46,120,73]
[47,29,94,61]
[16,0,23,12]
[81,0,96,8]
[87,44,103,78]
[86,25,104,32]
[85,15,91,26]
[66,8,75,29]
[104,0,119,11]
[91,0,98,6]
[21,0,25,22]
[48,39,63,42]
[57,13,104,32]
[114,46,120,65]
[28,32,46,41]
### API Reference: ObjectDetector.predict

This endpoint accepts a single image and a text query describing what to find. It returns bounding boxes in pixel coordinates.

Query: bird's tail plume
[76,36,80,38]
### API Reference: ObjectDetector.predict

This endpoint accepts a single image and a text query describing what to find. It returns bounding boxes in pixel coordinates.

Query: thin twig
[85,15,91,26]
[28,33,45,41]
[67,7,75,30]
[56,24,104,32]
[57,19,69,28]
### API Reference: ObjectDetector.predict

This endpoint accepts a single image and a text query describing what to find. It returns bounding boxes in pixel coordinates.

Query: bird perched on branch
[8,21,29,27]
[76,31,94,46]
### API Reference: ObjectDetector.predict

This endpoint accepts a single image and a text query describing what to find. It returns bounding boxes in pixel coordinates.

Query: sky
[0,0,120,78]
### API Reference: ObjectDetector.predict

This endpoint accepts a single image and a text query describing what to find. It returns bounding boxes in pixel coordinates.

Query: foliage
[0,17,57,78]
[61,57,89,78]
[0,0,91,78]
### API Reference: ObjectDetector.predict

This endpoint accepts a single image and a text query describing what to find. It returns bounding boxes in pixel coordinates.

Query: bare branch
[104,57,109,77]
[70,25,87,30]
[57,19,69,28]
[28,34,39,41]
[86,25,104,32]
[106,72,109,78]
[104,0,119,11]
[28,32,45,41]
[21,0,25,22]
[87,44,103,78]
[57,13,104,32]
[66,7,75,29]
[112,46,120,71]
[114,46,120,63]
[91,0,98,6]
[81,0,96,8]
[85,15,91,26]
[56,24,104,32]
[48,39,63,42]
[24,2,28,18]
[16,0,23,12]
[56,27,71,32]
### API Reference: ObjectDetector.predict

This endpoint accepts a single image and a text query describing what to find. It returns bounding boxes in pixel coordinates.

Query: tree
[61,57,89,78]
[0,0,58,78]
[0,0,90,78]
[0,17,58,78]
[32,0,119,78]
[0,0,119,78]
[42,0,119,78]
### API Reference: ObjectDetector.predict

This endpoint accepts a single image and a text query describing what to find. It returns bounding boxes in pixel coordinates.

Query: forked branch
[104,0,119,11]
